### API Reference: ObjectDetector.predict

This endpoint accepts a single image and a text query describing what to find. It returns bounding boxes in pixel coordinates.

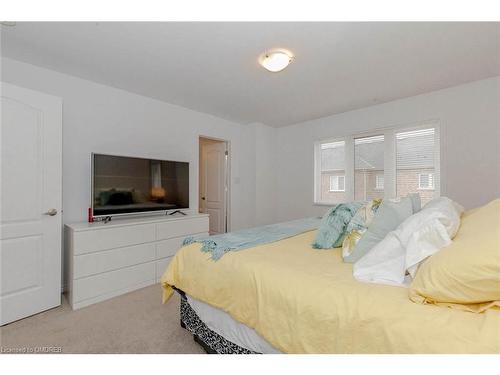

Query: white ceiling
[2,22,499,127]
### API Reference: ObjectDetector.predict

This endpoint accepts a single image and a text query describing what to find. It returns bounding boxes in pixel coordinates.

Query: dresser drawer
[156,237,185,259]
[73,224,155,255]
[73,243,156,279]
[156,232,208,259]
[73,262,156,303]
[156,217,208,240]
[66,214,209,309]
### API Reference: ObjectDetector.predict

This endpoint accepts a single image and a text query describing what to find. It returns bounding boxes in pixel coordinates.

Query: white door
[200,141,227,235]
[0,83,62,325]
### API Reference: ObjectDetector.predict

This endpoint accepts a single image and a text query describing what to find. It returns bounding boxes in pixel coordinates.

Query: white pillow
[352,197,463,286]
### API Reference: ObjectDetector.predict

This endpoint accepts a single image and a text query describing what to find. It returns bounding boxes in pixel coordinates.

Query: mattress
[162,230,500,353]
[186,294,281,354]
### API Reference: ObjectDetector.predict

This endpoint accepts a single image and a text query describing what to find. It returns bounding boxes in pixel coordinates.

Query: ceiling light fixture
[259,50,293,73]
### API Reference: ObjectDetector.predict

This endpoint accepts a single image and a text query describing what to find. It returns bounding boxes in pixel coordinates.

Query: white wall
[1,57,258,231]
[274,76,500,222]
[253,123,277,225]
[3,57,498,231]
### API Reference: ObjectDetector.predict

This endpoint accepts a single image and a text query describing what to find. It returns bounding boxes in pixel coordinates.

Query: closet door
[1,83,62,325]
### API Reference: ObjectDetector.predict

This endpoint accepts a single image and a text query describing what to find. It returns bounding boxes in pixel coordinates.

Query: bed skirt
[178,291,259,354]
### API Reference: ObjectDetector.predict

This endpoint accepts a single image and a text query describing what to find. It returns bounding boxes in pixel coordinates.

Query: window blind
[354,135,385,201]
[396,127,438,205]
[314,124,439,205]
[319,140,346,203]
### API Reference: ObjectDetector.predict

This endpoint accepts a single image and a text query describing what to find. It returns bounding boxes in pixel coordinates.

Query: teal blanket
[182,217,321,261]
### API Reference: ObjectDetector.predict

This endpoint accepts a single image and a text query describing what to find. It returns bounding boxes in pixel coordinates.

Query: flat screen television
[91,153,189,217]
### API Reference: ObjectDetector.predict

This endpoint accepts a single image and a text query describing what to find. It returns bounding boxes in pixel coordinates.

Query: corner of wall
[250,122,278,226]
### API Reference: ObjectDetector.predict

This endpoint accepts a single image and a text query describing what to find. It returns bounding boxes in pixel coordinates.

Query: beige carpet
[0,285,205,354]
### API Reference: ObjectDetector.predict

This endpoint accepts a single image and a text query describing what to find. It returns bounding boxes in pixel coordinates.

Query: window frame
[313,121,440,205]
[329,175,346,192]
[418,172,435,190]
[375,174,384,190]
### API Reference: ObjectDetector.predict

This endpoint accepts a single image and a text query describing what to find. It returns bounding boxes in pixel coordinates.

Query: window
[316,140,346,204]
[314,123,439,205]
[330,175,345,192]
[354,135,385,201]
[396,127,439,205]
[418,173,435,190]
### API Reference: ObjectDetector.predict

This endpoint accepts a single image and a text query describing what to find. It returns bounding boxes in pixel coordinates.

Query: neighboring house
[320,131,436,205]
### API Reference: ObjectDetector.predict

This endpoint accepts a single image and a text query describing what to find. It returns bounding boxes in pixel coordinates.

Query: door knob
[44,208,58,216]
[201,197,206,200]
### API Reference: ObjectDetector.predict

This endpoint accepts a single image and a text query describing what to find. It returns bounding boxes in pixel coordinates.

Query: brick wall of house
[396,168,435,205]
[354,170,384,201]
[321,168,435,205]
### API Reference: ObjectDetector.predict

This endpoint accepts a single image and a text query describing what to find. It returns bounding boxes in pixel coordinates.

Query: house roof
[321,129,435,171]
[396,129,435,170]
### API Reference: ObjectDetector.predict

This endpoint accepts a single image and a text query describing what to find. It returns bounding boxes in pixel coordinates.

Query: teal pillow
[344,197,413,263]
[312,202,363,249]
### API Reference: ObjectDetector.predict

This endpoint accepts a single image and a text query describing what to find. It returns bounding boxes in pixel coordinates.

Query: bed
[161,230,500,354]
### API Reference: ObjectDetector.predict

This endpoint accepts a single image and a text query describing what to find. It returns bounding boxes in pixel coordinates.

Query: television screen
[92,153,189,216]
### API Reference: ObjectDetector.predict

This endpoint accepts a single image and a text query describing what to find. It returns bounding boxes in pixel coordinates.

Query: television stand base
[168,210,187,216]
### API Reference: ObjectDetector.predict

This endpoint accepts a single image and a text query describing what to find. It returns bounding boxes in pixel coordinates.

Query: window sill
[313,201,339,206]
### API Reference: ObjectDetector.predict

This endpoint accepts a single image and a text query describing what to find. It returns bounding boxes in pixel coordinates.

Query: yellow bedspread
[161,230,500,353]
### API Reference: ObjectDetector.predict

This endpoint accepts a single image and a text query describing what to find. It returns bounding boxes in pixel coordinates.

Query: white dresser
[65,213,209,309]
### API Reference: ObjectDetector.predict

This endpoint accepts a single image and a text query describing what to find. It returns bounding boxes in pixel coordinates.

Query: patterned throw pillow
[341,199,382,260]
